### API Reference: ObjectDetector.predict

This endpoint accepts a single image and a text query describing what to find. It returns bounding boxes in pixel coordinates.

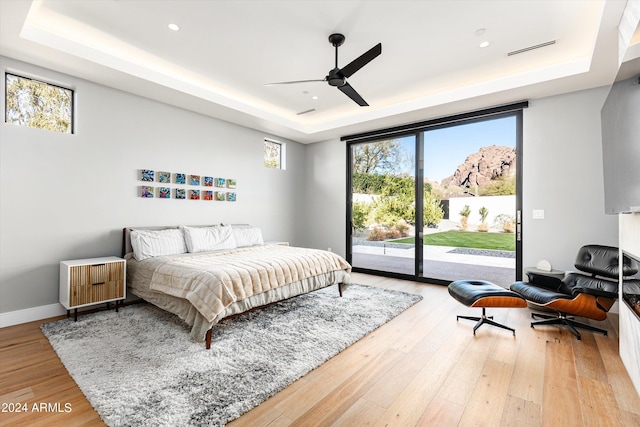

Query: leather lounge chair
[510,245,639,340]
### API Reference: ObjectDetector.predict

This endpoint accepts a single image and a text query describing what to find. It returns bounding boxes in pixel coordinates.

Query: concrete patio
[352,243,516,288]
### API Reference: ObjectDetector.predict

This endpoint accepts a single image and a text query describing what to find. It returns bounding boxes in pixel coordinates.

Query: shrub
[367,227,387,241]
[502,221,515,233]
[479,206,489,223]
[479,176,516,196]
[385,227,402,239]
[494,214,516,233]
[459,204,471,231]
[423,191,444,227]
[394,220,410,237]
[477,206,489,231]
[373,195,409,227]
[366,222,409,241]
[352,201,372,230]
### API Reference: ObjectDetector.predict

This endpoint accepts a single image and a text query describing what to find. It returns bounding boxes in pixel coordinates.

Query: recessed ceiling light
[479,41,490,48]
[312,96,318,100]
[168,23,180,31]
[475,28,486,36]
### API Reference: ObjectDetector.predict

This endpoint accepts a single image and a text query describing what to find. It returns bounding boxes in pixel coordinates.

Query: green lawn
[390,231,515,251]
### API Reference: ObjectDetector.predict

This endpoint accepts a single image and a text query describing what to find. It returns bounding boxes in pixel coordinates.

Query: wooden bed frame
[122,226,349,349]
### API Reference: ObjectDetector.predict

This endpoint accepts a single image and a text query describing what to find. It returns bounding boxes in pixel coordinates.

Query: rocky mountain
[440,145,516,190]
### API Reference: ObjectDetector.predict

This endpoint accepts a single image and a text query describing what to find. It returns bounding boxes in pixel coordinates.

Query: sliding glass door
[346,107,523,285]
[349,136,416,275]
[420,116,518,286]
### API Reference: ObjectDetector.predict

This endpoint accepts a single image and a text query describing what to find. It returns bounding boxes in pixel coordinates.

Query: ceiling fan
[265,33,382,107]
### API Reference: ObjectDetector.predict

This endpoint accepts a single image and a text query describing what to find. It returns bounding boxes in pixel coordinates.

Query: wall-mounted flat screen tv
[601,56,640,214]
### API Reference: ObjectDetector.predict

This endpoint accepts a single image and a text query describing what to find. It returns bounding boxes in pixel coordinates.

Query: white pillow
[130,228,187,261]
[233,227,264,247]
[182,225,237,253]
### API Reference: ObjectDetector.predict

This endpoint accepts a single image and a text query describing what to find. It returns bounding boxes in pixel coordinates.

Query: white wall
[0,57,306,314]
[448,195,515,228]
[522,87,618,272]
[304,86,619,274]
[301,138,347,256]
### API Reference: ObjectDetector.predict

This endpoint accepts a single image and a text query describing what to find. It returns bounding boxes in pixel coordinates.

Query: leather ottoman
[448,279,527,336]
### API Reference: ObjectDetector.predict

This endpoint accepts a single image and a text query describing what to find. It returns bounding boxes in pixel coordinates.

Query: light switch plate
[532,209,545,219]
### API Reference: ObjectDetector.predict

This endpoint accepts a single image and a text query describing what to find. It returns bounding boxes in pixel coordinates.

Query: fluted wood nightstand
[59,256,126,320]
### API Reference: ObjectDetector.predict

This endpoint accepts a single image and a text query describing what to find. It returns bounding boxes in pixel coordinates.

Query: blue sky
[396,116,516,182]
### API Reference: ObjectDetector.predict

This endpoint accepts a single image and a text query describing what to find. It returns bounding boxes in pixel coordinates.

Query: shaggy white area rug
[42,284,422,426]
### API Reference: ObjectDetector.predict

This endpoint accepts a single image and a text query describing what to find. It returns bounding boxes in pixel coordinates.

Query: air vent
[296,109,316,115]
[507,40,556,57]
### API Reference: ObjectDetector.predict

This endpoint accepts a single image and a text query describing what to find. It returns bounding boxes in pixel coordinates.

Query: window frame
[4,72,75,134]
[264,138,286,170]
[343,102,527,284]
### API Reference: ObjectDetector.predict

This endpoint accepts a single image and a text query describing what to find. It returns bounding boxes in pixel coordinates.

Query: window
[5,73,74,134]
[264,139,285,169]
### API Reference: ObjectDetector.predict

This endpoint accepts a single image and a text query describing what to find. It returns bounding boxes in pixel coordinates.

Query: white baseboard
[0,303,66,328]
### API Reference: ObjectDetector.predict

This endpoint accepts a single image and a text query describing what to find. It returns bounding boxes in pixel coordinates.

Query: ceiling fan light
[328,76,345,87]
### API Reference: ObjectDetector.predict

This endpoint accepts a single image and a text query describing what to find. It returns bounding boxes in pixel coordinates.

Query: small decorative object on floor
[42,284,421,427]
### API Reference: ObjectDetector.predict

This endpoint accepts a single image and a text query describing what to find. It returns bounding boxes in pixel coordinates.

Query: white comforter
[147,244,352,323]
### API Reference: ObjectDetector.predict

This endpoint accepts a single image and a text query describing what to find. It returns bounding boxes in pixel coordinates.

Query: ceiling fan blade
[264,79,325,86]
[339,43,382,78]
[338,82,368,106]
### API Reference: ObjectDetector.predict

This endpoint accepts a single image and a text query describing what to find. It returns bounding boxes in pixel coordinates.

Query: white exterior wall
[448,195,515,227]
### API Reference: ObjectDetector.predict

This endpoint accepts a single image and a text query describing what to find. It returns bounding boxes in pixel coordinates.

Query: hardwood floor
[1,272,639,426]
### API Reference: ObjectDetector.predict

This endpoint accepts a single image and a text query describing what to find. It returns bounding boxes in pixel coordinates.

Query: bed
[122,225,351,349]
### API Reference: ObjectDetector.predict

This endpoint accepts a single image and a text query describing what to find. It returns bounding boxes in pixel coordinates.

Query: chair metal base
[530,312,608,341]
[457,307,516,336]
